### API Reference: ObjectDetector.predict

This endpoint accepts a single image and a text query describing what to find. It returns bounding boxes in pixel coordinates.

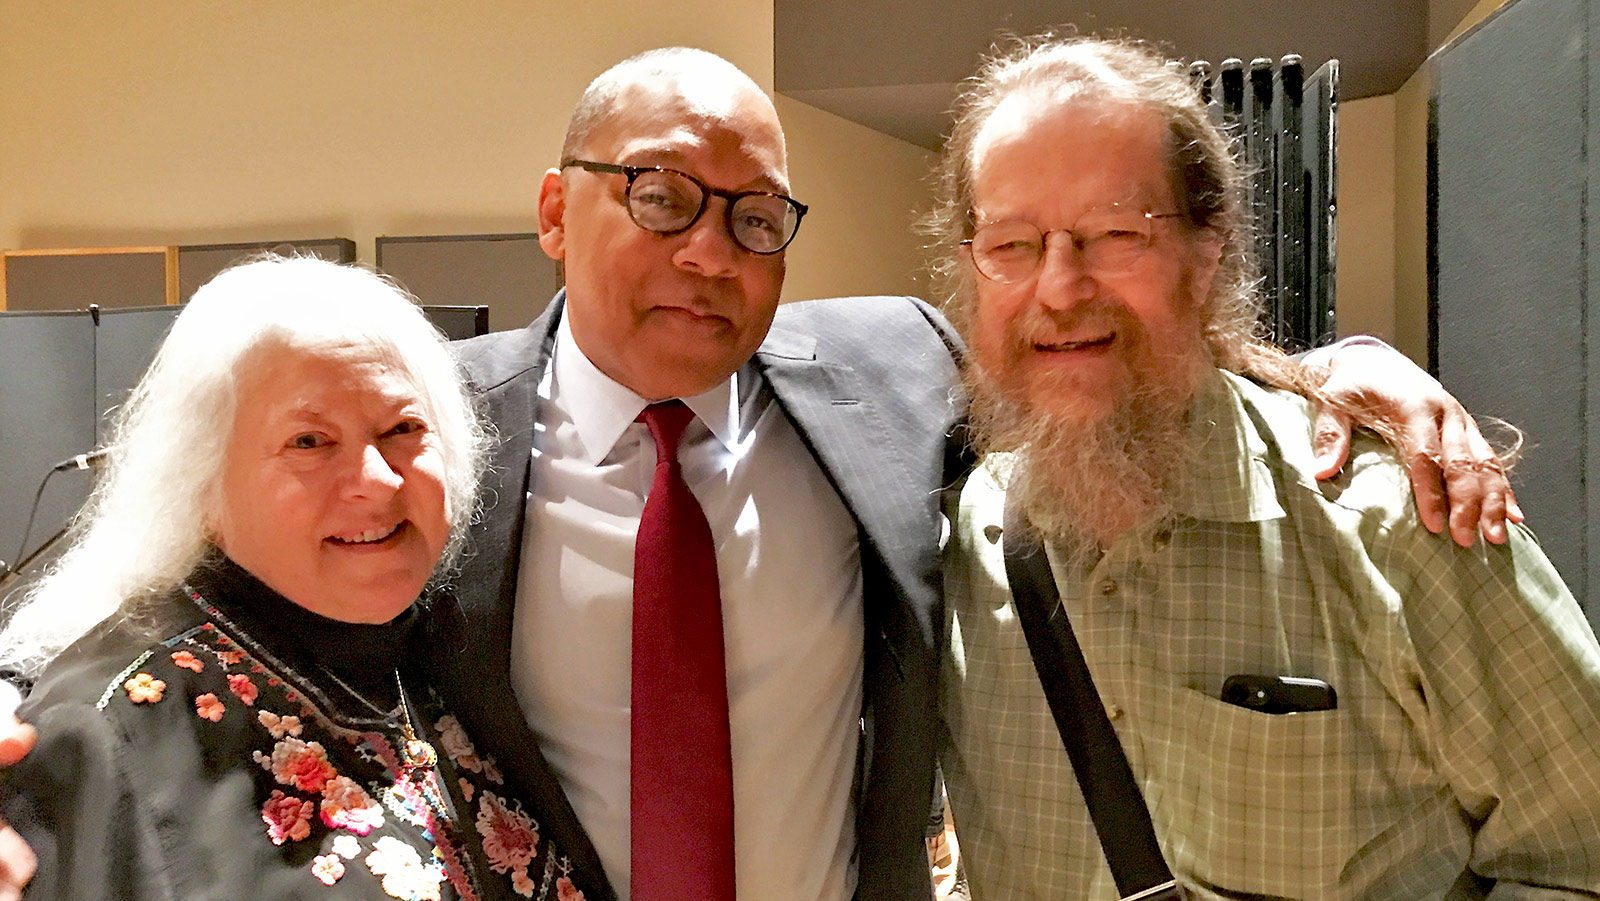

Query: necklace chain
[394,670,439,779]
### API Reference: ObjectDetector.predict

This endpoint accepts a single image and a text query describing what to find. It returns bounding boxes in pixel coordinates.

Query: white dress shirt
[510,313,865,901]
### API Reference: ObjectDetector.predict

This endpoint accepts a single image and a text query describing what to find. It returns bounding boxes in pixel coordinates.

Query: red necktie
[631,401,735,901]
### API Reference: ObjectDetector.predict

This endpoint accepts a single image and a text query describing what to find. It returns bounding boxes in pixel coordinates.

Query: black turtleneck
[185,551,421,712]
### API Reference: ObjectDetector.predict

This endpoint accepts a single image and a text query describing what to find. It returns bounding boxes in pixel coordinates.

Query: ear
[537,168,567,261]
[1186,227,1225,304]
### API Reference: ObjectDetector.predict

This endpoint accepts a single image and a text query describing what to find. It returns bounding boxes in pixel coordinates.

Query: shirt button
[1099,578,1118,596]
[1106,704,1124,721]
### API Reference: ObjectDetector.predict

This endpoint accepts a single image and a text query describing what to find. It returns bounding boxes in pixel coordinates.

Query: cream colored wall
[1335,94,1398,344]
[779,98,936,301]
[0,0,932,311]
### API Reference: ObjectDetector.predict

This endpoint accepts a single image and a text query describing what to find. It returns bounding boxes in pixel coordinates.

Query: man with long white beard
[935,36,1600,900]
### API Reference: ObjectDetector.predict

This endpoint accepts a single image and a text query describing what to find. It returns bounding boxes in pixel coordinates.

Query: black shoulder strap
[1000,493,1183,901]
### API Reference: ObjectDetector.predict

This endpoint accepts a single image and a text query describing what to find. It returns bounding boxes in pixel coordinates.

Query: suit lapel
[439,296,618,901]
[755,321,937,630]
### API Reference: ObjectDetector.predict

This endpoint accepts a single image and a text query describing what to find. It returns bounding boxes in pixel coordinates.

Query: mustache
[1006,299,1144,348]
[652,283,745,317]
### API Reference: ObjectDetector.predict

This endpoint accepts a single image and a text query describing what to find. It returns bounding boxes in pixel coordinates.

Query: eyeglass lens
[968,207,1161,283]
[627,169,802,255]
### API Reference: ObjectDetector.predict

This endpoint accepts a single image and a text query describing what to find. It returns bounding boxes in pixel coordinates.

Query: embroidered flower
[556,877,586,901]
[481,755,504,785]
[228,673,259,705]
[312,853,345,885]
[124,673,166,704]
[255,736,338,793]
[366,836,444,901]
[332,834,361,858]
[382,784,428,828]
[170,650,203,672]
[475,791,538,874]
[261,790,314,845]
[433,715,483,773]
[511,869,536,897]
[217,649,246,666]
[194,693,225,722]
[320,775,386,835]
[258,710,303,739]
[458,777,475,802]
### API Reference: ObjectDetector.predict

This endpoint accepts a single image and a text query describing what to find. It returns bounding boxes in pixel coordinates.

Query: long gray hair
[923,33,1262,371]
[0,256,490,677]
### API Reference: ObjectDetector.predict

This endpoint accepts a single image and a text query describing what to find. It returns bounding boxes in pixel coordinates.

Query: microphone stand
[0,525,70,596]
[1,447,110,597]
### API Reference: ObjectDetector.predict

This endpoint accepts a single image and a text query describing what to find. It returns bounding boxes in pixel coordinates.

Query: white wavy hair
[0,255,490,677]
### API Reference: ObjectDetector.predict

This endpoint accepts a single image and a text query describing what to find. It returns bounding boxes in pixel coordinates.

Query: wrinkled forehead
[969,95,1175,213]
[233,334,424,407]
[585,75,790,191]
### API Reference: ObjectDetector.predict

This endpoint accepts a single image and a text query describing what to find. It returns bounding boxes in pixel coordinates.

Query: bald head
[538,47,793,401]
[561,47,784,170]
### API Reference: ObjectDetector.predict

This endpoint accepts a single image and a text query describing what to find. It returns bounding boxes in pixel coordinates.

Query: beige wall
[0,0,933,311]
[779,98,936,302]
[1335,94,1398,344]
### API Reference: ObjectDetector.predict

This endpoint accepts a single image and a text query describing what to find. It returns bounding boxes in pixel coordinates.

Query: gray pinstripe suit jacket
[423,292,966,901]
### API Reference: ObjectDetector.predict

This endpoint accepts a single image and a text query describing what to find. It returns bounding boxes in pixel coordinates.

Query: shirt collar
[1178,369,1287,524]
[550,311,744,466]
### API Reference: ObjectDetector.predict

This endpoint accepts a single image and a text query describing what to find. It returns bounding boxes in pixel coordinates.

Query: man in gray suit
[428,47,960,901]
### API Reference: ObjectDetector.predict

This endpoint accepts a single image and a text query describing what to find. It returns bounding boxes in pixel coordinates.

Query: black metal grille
[1189,56,1338,350]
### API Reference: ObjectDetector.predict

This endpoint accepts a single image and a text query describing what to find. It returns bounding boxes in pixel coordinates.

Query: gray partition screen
[94,307,183,435]
[421,306,490,341]
[0,299,484,594]
[1432,0,1595,612]
[377,234,560,333]
[177,239,357,304]
[0,306,185,594]
[0,312,98,585]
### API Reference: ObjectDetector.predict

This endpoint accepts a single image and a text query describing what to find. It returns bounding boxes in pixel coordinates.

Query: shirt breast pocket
[1141,686,1400,898]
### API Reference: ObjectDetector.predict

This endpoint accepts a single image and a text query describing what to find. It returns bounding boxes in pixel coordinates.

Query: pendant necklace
[394,671,438,780]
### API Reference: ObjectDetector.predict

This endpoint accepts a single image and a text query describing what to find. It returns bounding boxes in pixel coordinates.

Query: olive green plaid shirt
[941,370,1600,900]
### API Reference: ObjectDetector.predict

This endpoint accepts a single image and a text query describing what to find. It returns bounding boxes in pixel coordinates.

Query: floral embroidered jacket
[0,554,590,901]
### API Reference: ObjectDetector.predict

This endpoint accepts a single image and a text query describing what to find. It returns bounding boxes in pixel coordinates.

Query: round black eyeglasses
[562,159,808,255]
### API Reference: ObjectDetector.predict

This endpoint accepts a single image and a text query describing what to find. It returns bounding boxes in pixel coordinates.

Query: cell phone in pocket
[1220,674,1337,714]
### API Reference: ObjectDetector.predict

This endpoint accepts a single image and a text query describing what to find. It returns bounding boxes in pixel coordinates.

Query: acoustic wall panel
[377,234,560,333]
[1432,0,1590,609]
[177,239,357,303]
[1,247,177,311]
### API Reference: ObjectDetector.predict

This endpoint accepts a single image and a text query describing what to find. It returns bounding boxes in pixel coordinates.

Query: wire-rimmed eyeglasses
[960,206,1185,284]
[562,159,808,255]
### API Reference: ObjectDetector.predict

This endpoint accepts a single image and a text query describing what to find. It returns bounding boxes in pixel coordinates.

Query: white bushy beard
[965,296,1210,553]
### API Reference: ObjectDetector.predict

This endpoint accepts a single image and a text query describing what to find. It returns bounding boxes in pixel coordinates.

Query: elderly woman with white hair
[0,257,590,901]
